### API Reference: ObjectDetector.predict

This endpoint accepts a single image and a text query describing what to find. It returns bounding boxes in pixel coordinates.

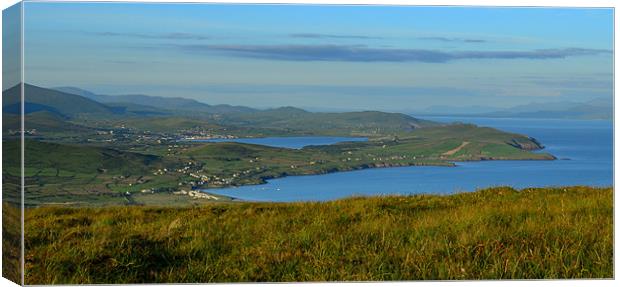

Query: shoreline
[199,154,557,201]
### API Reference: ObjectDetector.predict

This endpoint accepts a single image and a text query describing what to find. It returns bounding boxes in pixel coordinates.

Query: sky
[16,2,614,111]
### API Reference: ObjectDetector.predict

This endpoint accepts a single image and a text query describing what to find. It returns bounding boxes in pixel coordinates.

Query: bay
[189,136,367,149]
[205,117,613,202]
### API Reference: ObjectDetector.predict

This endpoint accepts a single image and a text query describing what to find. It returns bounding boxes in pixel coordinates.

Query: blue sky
[20,2,613,111]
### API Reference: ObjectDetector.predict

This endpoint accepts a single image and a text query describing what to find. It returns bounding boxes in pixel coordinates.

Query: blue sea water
[205,117,613,202]
[190,136,367,149]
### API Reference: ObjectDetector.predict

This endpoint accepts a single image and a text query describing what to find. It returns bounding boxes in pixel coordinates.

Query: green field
[4,122,555,206]
[22,186,612,283]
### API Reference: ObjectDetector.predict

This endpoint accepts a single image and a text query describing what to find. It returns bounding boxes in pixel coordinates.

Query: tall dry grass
[24,186,612,283]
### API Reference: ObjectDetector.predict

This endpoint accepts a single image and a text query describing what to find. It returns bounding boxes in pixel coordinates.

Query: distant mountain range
[2,84,437,135]
[481,98,611,120]
[414,105,501,116]
[414,98,612,120]
[3,84,122,117]
[5,84,611,122]
[53,86,256,114]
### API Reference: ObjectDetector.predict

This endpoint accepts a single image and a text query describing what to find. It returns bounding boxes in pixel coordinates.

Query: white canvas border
[0,1,616,286]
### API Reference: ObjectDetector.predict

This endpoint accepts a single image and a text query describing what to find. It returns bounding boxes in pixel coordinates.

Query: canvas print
[1,1,614,284]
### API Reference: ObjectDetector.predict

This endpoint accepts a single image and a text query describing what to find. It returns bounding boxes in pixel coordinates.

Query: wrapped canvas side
[2,1,24,286]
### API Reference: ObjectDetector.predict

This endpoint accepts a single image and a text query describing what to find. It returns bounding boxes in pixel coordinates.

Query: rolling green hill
[3,140,162,177]
[221,107,439,135]
[3,84,117,117]
[20,84,440,136]
[3,139,179,206]
[116,116,222,133]
[2,111,93,134]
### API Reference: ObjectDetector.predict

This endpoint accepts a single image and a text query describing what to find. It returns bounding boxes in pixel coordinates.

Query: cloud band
[180,44,611,63]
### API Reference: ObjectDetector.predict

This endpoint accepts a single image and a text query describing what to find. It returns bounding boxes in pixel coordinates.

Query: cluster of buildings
[7,129,38,136]
[173,189,220,200]
[178,127,238,140]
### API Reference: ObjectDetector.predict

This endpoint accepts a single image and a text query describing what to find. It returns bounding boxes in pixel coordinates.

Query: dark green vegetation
[2,203,21,283]
[2,138,21,282]
[2,83,557,206]
[23,186,612,283]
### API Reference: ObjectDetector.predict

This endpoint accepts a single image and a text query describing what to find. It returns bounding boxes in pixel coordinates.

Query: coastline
[199,151,557,200]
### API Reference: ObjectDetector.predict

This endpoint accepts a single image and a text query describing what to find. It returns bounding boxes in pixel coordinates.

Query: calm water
[205,117,613,202]
[190,136,367,149]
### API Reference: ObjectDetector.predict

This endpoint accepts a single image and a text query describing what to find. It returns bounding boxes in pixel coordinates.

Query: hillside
[221,107,438,135]
[3,111,93,134]
[48,84,440,136]
[21,186,612,283]
[3,140,162,177]
[54,86,256,114]
[120,108,438,136]
[114,116,223,133]
[2,140,176,206]
[3,84,118,117]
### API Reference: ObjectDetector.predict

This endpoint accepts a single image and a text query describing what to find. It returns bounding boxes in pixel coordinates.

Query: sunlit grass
[24,186,612,283]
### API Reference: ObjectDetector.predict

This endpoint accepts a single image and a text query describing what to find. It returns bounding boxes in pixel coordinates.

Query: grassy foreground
[24,186,612,283]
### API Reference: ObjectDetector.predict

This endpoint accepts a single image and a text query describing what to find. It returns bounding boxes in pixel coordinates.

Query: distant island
[412,98,612,120]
